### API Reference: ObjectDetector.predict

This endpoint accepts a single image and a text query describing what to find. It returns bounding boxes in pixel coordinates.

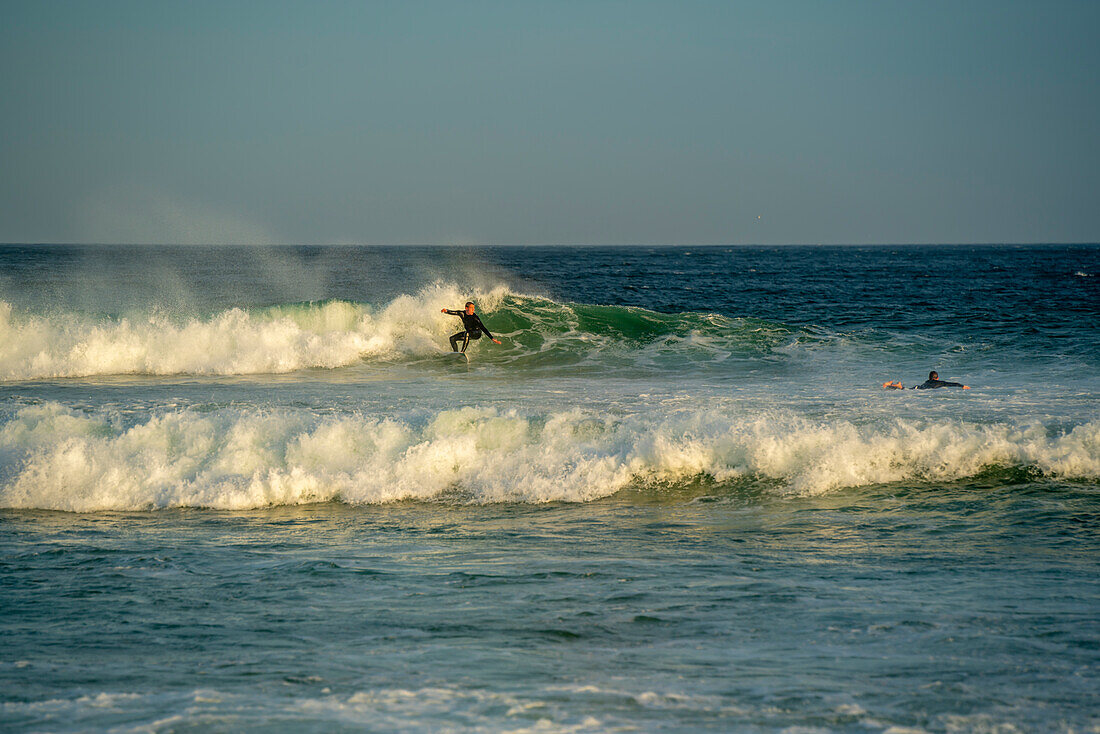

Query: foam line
[1,403,1095,511]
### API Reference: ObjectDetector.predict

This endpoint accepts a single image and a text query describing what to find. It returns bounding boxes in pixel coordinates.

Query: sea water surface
[1,245,1098,732]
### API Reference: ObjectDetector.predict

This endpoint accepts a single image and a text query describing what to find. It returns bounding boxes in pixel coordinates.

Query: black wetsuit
[444,310,494,352]
[915,379,964,389]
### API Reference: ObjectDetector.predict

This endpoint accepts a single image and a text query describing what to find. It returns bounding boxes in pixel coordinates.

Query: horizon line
[1,241,1098,248]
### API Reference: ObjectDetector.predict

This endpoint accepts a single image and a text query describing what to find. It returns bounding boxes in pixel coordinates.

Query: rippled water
[5,484,1097,732]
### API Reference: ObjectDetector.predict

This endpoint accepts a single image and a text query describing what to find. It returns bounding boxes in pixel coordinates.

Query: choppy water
[1,244,1097,731]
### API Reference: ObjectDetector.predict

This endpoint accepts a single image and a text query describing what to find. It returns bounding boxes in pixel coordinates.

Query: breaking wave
[0,282,807,380]
[1,402,1096,511]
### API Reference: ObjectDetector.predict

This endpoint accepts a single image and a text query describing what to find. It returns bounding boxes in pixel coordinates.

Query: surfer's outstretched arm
[472,315,501,344]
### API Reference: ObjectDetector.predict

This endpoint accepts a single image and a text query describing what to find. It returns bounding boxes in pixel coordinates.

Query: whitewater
[1,401,1098,512]
[2,244,1098,732]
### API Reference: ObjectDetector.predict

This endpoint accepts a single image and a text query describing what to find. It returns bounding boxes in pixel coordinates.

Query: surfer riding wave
[441,302,502,353]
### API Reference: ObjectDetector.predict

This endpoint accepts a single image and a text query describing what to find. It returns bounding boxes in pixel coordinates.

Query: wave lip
[1,402,1096,512]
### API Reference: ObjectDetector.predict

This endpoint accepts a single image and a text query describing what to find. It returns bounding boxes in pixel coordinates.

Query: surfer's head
[464,302,475,314]
[929,371,938,380]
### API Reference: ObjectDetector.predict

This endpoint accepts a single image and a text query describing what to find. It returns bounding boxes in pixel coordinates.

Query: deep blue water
[1,245,1097,731]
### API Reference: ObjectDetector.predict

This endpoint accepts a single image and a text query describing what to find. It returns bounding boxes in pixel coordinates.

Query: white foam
[287,686,611,732]
[0,402,1096,511]
[0,283,510,379]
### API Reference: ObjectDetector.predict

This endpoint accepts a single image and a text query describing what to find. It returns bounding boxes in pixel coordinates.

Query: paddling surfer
[883,371,970,390]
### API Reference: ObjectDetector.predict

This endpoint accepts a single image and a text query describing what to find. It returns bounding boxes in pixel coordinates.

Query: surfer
[883,371,970,390]
[441,302,502,353]
[916,371,968,389]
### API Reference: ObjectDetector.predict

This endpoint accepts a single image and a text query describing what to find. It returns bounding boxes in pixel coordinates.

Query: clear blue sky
[1,0,1097,245]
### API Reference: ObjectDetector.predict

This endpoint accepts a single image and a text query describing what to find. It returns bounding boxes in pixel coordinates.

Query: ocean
[1,244,1097,732]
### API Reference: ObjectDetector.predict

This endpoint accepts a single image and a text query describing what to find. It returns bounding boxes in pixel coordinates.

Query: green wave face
[475,295,805,372]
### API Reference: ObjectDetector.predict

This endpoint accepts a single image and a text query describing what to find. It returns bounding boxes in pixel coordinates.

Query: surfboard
[882,380,969,390]
[443,351,469,363]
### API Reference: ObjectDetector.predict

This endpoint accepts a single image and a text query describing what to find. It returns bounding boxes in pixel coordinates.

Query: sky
[1,0,1098,246]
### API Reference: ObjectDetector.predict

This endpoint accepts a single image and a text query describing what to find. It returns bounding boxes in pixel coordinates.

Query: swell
[1,402,1096,511]
[0,282,812,380]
